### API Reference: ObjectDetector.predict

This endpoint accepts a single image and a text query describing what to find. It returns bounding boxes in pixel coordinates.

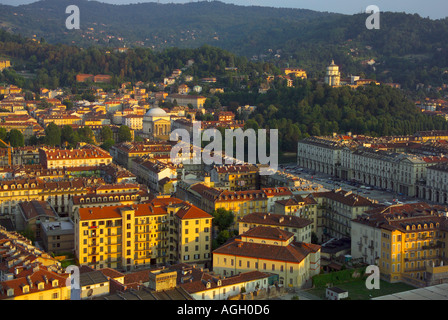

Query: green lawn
[306,279,415,300]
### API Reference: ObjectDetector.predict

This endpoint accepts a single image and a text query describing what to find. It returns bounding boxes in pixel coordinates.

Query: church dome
[145,107,168,117]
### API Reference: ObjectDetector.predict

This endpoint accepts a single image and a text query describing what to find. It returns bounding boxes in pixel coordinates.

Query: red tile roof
[213,238,320,264]
[239,212,312,229]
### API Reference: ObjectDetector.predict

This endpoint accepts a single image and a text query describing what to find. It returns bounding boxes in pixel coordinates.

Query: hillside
[0,0,334,53]
[0,0,448,90]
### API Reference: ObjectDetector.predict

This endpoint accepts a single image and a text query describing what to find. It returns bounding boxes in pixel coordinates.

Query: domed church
[142,107,171,140]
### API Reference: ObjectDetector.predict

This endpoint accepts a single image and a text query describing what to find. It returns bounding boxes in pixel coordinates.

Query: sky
[1,0,447,19]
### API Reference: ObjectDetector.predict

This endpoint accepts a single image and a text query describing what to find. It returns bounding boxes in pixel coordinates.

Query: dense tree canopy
[218,80,448,152]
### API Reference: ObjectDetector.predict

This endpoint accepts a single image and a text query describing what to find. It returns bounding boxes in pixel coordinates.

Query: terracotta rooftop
[239,212,312,229]
[213,237,320,264]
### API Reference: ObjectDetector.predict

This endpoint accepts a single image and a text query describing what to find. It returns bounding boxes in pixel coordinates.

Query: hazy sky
[1,0,447,19]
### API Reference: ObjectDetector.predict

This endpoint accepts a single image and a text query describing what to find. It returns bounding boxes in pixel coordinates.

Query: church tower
[324,60,341,87]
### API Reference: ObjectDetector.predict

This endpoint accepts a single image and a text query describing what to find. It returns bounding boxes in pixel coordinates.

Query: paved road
[277,164,416,205]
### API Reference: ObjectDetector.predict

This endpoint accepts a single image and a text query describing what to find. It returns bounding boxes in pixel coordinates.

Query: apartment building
[262,187,294,212]
[16,200,59,241]
[38,114,83,127]
[0,177,104,217]
[212,226,321,288]
[189,184,269,222]
[0,178,42,215]
[238,212,313,243]
[312,189,377,242]
[122,114,144,131]
[297,136,448,198]
[420,163,448,204]
[109,141,172,169]
[40,220,75,255]
[68,183,150,220]
[130,158,178,193]
[0,266,70,300]
[343,147,436,197]
[73,197,213,271]
[351,202,448,286]
[39,177,105,215]
[297,136,343,176]
[166,94,206,109]
[210,164,259,191]
[0,226,71,300]
[39,144,113,169]
[180,269,272,300]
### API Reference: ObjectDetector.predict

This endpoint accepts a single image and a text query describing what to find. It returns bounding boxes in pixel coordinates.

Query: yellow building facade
[74,197,213,271]
[212,226,321,288]
[351,203,448,286]
[0,269,70,300]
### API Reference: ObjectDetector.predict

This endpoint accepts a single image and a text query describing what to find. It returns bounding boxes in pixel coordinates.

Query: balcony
[404,267,426,273]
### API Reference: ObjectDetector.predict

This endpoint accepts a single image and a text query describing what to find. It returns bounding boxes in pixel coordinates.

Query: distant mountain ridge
[1,0,448,90]
[0,0,336,52]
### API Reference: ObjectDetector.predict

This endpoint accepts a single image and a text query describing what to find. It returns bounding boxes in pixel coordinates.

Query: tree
[118,125,132,143]
[44,122,61,146]
[211,208,235,232]
[78,126,95,144]
[62,100,74,110]
[0,127,7,141]
[100,138,115,151]
[24,91,34,101]
[100,126,113,142]
[61,125,79,147]
[7,129,24,147]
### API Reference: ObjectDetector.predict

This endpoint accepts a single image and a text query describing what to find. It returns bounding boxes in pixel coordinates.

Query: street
[278,163,416,205]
